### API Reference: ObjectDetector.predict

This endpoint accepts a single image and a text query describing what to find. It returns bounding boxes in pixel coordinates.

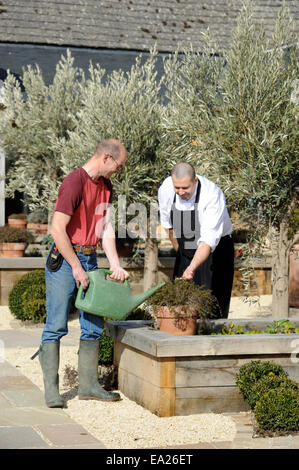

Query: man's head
[171,162,197,200]
[95,139,127,178]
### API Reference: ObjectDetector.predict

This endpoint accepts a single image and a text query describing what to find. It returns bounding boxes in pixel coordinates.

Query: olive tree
[160,2,299,316]
[0,50,85,221]
[53,50,168,289]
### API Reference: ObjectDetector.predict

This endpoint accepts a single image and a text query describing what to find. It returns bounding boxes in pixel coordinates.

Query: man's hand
[109,266,130,282]
[182,266,195,280]
[72,265,90,289]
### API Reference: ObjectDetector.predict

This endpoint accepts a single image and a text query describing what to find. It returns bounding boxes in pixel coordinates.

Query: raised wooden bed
[106,319,299,417]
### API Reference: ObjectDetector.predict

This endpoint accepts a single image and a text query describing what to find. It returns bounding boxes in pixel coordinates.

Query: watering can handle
[103,268,129,285]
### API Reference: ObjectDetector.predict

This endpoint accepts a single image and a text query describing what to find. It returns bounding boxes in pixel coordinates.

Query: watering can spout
[130,282,166,311]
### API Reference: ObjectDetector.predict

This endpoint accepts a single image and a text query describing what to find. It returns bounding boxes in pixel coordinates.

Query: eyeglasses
[109,154,124,172]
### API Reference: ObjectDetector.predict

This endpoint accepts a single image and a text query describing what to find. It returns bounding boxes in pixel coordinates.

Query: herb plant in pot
[148,279,218,336]
[27,208,48,234]
[7,213,27,229]
[0,226,35,257]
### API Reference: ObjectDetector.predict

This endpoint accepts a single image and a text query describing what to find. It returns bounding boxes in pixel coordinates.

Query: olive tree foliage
[0,51,85,217]
[52,49,167,288]
[160,2,299,316]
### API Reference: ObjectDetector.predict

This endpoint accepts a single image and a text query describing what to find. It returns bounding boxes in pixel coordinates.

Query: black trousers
[173,236,234,318]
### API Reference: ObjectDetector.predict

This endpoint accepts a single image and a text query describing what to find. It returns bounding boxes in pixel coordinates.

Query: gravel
[0,298,269,449]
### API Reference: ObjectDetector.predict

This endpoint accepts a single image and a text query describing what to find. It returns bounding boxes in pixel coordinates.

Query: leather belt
[73,244,97,255]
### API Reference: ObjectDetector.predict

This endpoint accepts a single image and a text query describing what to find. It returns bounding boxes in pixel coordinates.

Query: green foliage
[254,387,299,432]
[54,49,166,213]
[8,270,46,323]
[236,360,288,402]
[209,319,299,335]
[266,319,299,334]
[161,3,299,226]
[98,326,114,365]
[211,321,263,335]
[0,50,86,212]
[0,226,35,243]
[247,374,298,410]
[27,208,48,224]
[236,359,299,433]
[148,279,218,319]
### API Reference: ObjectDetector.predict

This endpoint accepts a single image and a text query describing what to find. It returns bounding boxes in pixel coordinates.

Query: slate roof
[0,0,298,52]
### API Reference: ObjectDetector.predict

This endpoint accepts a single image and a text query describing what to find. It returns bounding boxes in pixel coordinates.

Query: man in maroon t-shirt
[38,139,129,408]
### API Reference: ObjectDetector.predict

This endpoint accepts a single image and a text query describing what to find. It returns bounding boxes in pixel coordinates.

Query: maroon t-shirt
[54,167,112,246]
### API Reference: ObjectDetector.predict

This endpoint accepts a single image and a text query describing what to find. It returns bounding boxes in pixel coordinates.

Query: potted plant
[0,226,35,257]
[27,208,48,234]
[147,279,218,336]
[7,213,27,229]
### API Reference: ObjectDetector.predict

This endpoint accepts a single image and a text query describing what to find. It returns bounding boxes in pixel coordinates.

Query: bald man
[38,139,128,408]
[158,162,234,319]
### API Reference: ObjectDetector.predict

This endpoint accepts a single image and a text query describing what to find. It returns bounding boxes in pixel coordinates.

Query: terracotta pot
[27,223,48,234]
[8,218,27,229]
[155,305,198,336]
[289,244,299,308]
[0,242,27,257]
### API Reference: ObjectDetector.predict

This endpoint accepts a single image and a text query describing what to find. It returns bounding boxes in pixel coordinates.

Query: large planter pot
[107,319,299,417]
[27,223,48,234]
[0,242,27,257]
[155,305,198,336]
[8,218,27,229]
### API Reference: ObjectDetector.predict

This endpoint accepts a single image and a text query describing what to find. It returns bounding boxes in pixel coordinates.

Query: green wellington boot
[78,339,121,402]
[38,341,64,408]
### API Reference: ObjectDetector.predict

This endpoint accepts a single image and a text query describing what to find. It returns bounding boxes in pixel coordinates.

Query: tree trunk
[270,223,290,318]
[143,219,159,291]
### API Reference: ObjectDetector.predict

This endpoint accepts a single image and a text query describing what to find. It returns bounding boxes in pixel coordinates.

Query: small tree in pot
[147,279,218,336]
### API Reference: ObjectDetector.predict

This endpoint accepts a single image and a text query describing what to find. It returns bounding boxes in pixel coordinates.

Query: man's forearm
[101,224,121,269]
[189,242,211,271]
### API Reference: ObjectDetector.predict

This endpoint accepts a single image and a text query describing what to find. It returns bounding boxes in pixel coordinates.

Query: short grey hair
[171,162,196,180]
[95,139,122,160]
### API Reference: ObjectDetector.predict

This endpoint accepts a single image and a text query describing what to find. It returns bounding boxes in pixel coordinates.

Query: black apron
[170,181,234,318]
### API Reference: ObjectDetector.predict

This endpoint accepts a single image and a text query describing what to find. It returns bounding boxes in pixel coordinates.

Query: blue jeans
[41,247,104,343]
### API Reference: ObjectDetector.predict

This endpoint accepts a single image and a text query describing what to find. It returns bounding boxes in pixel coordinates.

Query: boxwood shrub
[236,360,288,402]
[8,270,46,323]
[247,374,298,410]
[254,387,299,432]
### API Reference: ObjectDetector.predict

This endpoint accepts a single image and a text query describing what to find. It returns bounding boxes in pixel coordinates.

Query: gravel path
[0,297,272,448]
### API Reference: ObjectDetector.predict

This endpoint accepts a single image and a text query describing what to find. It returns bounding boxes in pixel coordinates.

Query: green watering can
[75,268,165,320]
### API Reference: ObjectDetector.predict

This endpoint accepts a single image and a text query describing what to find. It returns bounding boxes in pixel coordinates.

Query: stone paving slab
[0,361,22,377]
[2,389,46,407]
[0,375,39,391]
[36,423,105,448]
[0,406,77,426]
[0,425,51,449]
[0,392,13,408]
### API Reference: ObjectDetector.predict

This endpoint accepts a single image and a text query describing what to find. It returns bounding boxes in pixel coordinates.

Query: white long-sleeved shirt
[158,175,233,253]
